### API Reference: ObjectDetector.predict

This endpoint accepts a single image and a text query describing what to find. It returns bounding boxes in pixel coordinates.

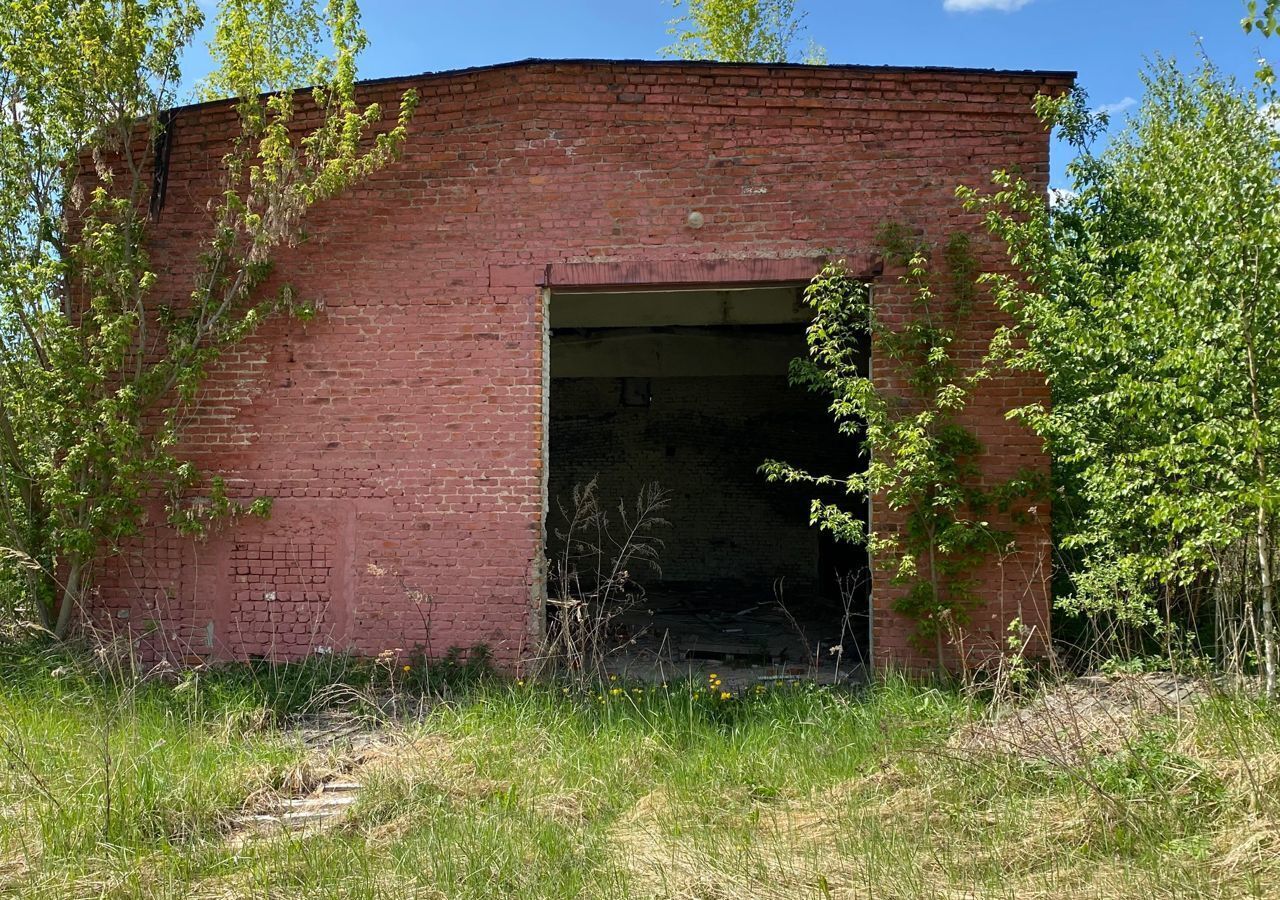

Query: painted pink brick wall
[92,60,1071,672]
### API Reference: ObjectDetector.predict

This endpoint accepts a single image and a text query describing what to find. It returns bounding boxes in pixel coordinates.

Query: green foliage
[661,0,825,64]
[1243,0,1280,36]
[197,0,326,100]
[0,1,416,637]
[762,229,1035,664]
[1245,2,1280,83]
[961,56,1280,685]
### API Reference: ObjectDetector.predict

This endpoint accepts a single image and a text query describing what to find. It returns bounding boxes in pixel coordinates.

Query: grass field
[0,646,1278,899]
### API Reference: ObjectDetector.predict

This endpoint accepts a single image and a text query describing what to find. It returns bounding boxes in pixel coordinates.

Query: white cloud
[942,0,1035,12]
[1096,96,1137,117]
[1047,187,1077,208]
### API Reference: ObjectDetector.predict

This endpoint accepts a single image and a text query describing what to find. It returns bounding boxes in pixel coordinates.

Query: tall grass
[0,649,1276,898]
[0,644,310,897]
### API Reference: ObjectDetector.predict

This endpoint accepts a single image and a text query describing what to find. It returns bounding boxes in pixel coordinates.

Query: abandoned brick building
[96,59,1072,674]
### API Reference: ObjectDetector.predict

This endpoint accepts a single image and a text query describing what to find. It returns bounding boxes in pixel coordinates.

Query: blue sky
[184,0,1272,187]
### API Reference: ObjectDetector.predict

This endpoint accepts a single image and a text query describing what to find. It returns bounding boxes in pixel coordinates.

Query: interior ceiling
[549,286,808,329]
[550,286,814,379]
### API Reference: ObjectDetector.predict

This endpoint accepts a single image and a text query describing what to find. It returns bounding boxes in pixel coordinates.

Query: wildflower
[516,679,525,686]
[720,691,732,701]
[402,664,411,672]
[610,687,622,696]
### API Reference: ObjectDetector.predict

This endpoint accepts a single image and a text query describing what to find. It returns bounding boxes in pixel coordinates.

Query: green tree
[0,0,415,637]
[962,58,1280,692]
[197,0,327,100]
[661,0,826,64]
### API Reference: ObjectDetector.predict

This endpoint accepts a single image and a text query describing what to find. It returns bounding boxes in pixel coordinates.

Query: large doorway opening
[545,285,871,683]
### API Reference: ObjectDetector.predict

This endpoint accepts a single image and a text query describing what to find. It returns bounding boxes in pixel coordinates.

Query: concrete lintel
[544,257,852,291]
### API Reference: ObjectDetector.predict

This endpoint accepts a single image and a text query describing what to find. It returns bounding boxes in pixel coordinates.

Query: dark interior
[545,286,870,677]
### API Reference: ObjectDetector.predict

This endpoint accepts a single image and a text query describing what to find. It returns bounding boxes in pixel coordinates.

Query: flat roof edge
[359,57,1079,89]
[176,57,1076,115]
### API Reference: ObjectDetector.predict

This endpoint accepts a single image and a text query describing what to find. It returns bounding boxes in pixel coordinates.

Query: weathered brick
[92,60,1071,673]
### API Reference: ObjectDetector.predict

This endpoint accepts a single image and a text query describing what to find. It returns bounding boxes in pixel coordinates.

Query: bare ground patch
[951,673,1210,765]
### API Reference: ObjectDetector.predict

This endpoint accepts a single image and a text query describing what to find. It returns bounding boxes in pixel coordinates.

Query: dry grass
[1,656,1278,899]
[952,672,1209,764]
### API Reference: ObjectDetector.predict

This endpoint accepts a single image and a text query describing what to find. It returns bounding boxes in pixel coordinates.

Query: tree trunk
[1256,505,1275,698]
[1244,305,1275,697]
[53,557,83,640]
[30,570,53,632]
[28,497,57,633]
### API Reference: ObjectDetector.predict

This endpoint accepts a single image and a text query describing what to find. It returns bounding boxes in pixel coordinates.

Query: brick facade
[94,59,1072,672]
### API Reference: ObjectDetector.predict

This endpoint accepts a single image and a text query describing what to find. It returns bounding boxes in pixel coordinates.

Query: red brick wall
[93,60,1071,672]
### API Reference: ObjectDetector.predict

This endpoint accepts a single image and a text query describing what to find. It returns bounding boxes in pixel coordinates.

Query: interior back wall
[547,375,833,595]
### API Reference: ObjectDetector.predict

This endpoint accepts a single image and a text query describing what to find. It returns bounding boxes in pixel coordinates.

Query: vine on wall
[762,224,1041,670]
